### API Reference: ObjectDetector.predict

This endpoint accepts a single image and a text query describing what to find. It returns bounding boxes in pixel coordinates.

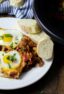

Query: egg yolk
[3,34,13,42]
[3,55,12,64]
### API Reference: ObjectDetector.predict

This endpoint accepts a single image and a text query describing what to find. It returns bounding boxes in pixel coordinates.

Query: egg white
[0,29,23,48]
[0,51,21,69]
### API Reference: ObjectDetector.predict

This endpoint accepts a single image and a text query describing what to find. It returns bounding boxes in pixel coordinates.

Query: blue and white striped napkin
[0,0,33,18]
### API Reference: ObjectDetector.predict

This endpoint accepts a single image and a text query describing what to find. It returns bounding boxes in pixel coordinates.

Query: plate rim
[0,60,53,90]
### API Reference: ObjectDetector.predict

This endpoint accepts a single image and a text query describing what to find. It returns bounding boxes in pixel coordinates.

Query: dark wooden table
[0,15,64,94]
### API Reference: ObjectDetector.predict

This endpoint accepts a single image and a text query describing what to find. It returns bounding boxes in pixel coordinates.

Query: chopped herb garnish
[8,63,11,68]
[10,42,13,48]
[4,34,12,37]
[0,36,3,40]
[26,61,30,65]
[7,54,17,62]
[21,47,26,51]
[2,53,4,56]
[15,42,17,44]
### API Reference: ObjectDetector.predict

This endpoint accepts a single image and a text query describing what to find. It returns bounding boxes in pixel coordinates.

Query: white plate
[0,18,53,90]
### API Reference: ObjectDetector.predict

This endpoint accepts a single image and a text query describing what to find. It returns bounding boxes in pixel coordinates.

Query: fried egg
[0,29,23,48]
[0,50,21,69]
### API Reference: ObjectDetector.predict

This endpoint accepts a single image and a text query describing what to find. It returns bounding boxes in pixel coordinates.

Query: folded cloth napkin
[0,0,33,18]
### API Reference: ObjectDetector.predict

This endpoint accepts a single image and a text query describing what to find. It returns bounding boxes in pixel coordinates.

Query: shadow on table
[0,42,64,94]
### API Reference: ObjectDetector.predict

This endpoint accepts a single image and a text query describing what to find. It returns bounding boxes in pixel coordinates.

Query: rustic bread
[17,19,54,60]
[18,19,41,34]
[37,38,54,60]
[10,0,24,7]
